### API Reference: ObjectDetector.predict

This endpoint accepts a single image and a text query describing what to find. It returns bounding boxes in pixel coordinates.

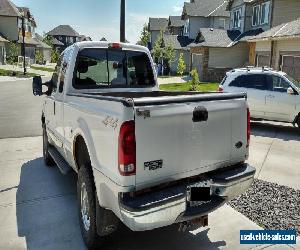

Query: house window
[252,5,260,26]
[260,2,270,25]
[184,19,190,35]
[219,18,226,29]
[232,9,241,28]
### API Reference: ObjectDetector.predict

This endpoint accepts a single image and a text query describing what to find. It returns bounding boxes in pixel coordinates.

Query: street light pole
[21,17,26,75]
[120,0,125,42]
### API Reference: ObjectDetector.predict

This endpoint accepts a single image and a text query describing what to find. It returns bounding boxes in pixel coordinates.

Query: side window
[270,76,290,92]
[58,49,72,93]
[229,74,270,90]
[52,55,63,93]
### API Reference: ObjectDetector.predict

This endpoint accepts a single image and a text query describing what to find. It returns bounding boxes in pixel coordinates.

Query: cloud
[172,5,182,13]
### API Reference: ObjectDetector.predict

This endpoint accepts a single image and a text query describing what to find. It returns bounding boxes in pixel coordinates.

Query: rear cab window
[73,48,155,89]
[229,73,271,90]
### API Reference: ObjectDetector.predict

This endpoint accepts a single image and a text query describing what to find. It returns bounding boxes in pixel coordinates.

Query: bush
[190,69,200,91]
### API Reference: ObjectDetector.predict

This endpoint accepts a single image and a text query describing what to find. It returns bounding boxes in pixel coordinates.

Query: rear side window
[229,74,271,90]
[267,75,290,92]
[73,48,155,89]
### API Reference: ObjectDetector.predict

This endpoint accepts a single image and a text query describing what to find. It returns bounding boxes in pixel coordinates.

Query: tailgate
[133,93,248,189]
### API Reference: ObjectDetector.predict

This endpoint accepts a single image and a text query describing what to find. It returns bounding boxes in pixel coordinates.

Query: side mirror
[287,87,295,95]
[32,76,42,96]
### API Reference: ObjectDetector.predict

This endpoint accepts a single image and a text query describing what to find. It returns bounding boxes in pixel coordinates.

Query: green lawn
[30,66,55,72]
[159,82,219,92]
[0,69,38,78]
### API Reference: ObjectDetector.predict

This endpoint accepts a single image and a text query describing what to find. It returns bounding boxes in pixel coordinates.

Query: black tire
[42,125,54,166]
[78,166,103,249]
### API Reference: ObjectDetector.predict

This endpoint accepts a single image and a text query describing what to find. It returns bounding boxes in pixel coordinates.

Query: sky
[11,0,185,43]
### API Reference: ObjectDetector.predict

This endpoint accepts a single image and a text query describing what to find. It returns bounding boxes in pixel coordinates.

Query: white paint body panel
[222,68,300,123]
[42,41,250,229]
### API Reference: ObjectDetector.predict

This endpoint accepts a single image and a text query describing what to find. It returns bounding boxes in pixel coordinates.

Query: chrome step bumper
[119,163,255,231]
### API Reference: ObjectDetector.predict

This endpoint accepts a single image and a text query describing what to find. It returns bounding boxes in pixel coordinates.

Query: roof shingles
[0,0,20,17]
[47,25,80,37]
[149,18,168,31]
[183,0,229,18]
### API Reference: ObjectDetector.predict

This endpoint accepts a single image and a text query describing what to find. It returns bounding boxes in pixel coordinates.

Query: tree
[152,30,164,62]
[139,23,150,47]
[164,43,175,64]
[35,50,44,64]
[43,35,60,63]
[177,53,186,76]
[6,42,20,65]
[190,69,200,91]
[51,48,60,63]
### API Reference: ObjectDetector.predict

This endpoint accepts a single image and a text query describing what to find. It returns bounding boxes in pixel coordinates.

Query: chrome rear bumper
[119,163,255,231]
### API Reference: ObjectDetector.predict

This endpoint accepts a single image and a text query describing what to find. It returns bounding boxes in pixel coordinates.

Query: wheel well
[74,135,91,171]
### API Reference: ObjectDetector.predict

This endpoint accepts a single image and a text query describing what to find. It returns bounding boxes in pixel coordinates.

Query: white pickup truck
[32,41,255,248]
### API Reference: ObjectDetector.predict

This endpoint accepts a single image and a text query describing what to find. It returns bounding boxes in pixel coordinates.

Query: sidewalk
[0,64,53,77]
[157,76,191,85]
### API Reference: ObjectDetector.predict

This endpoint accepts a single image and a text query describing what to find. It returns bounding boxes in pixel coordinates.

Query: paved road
[0,78,50,139]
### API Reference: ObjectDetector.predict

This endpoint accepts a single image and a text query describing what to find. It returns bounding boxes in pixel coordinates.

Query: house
[0,0,20,41]
[163,35,193,73]
[34,34,51,63]
[227,0,272,34]
[16,7,39,63]
[249,18,300,80]
[182,0,230,40]
[189,28,262,82]
[0,33,8,64]
[168,16,185,35]
[47,25,80,52]
[246,0,300,80]
[148,18,168,48]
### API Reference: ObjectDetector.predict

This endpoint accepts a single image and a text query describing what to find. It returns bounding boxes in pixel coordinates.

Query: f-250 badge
[102,116,119,130]
[144,160,163,171]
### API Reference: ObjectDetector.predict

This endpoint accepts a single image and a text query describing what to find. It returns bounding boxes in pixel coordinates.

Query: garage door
[282,55,300,80]
[192,53,203,80]
[256,54,270,67]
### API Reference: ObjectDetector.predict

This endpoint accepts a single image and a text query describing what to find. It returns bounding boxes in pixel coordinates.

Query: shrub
[6,42,20,65]
[190,69,200,91]
[177,53,186,76]
[35,50,44,64]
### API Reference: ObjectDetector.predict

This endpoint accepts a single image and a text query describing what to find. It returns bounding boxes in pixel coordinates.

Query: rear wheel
[42,126,54,166]
[78,166,104,249]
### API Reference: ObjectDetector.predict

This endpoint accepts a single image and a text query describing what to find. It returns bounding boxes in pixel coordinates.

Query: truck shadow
[251,121,300,141]
[16,158,225,250]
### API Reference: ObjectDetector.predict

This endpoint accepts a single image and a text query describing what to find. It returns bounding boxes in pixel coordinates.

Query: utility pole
[21,17,26,75]
[120,0,125,42]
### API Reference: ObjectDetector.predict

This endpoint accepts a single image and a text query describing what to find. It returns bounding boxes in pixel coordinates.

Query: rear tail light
[247,108,251,147]
[118,121,136,176]
[218,85,224,92]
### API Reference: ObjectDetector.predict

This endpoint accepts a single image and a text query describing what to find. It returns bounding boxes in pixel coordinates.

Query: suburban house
[0,34,8,64]
[46,25,81,52]
[148,18,168,48]
[0,0,53,64]
[182,0,230,40]
[168,16,185,35]
[163,34,193,73]
[34,33,51,63]
[247,0,300,80]
[187,0,274,82]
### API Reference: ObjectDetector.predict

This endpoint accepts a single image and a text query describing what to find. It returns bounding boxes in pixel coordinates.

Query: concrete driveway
[249,121,300,190]
[0,133,299,249]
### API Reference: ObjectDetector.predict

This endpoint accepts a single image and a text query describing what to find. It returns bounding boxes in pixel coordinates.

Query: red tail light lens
[118,121,136,176]
[247,108,250,147]
[218,85,224,92]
